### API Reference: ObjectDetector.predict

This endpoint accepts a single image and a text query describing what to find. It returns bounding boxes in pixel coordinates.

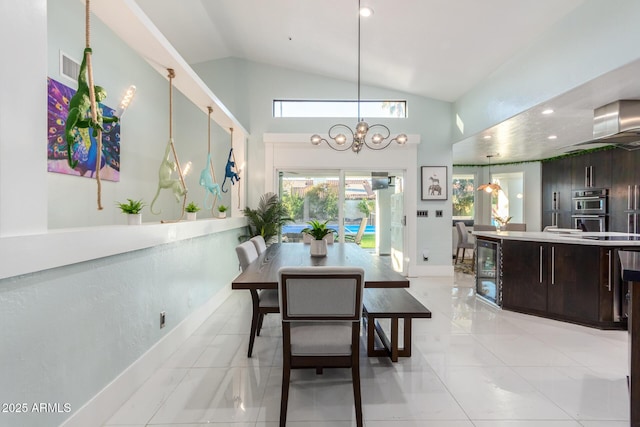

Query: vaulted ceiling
[133,0,640,164]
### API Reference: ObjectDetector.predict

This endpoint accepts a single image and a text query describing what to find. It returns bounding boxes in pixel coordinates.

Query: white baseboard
[60,286,233,427]
[409,264,454,277]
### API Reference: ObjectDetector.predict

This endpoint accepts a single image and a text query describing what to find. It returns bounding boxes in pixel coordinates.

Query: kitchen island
[473,230,640,329]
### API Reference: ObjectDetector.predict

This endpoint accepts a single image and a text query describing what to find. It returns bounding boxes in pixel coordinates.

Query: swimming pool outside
[282,223,375,234]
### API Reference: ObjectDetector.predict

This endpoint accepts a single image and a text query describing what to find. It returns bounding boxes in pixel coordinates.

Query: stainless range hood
[592,100,640,150]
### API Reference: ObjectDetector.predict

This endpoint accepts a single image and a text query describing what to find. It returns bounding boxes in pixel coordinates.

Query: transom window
[273,100,407,118]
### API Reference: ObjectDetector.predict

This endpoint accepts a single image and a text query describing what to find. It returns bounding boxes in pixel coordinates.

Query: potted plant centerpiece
[116,198,145,225]
[302,219,336,257]
[493,209,512,231]
[217,204,228,219]
[185,201,200,221]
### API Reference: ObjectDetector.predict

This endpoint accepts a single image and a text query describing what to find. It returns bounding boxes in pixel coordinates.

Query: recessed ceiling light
[542,109,554,115]
[359,7,374,17]
[548,135,557,140]
[483,135,492,140]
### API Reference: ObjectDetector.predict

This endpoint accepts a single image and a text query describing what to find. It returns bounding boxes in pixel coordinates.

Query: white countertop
[472,230,640,246]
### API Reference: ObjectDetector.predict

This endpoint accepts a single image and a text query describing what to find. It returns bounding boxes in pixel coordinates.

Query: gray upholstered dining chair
[235,240,279,357]
[250,235,267,254]
[278,266,365,427]
[455,222,475,269]
[236,240,259,271]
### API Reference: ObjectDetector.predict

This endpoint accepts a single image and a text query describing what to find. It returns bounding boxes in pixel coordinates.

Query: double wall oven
[572,188,609,231]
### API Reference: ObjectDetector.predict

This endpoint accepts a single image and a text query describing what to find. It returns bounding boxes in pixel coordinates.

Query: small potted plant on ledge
[116,198,145,225]
[302,219,336,257]
[185,201,200,221]
[217,204,228,219]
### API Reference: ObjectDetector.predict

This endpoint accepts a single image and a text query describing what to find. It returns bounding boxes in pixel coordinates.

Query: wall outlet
[160,311,166,329]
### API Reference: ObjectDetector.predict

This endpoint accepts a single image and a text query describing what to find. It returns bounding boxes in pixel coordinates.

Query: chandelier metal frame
[310,0,407,153]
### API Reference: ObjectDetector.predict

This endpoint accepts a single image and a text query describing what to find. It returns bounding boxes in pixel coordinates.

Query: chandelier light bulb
[307,0,406,153]
[356,121,369,134]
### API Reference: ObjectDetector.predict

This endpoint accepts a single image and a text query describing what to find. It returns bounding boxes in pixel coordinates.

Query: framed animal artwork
[47,77,120,181]
[421,166,447,200]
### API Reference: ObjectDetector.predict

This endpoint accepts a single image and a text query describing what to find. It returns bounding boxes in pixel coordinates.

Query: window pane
[490,172,524,225]
[273,100,407,118]
[280,173,339,242]
[452,174,475,219]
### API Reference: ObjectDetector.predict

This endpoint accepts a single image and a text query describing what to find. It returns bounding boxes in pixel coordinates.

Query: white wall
[0,0,48,237]
[453,0,640,141]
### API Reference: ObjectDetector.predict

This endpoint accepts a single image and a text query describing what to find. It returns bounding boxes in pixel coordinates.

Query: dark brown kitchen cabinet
[502,240,548,313]
[542,157,572,229]
[502,240,619,328]
[546,243,601,322]
[571,149,612,189]
[610,148,640,233]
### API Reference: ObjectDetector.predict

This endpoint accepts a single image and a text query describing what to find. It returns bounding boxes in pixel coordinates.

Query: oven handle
[572,196,605,200]
[571,214,604,218]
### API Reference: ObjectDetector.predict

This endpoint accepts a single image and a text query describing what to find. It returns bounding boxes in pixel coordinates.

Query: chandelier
[477,154,502,193]
[310,0,407,153]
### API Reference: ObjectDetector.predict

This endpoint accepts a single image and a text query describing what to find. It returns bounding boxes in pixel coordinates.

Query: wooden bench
[362,288,432,362]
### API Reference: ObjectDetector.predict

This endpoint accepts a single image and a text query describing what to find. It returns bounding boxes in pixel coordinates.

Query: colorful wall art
[47,77,120,181]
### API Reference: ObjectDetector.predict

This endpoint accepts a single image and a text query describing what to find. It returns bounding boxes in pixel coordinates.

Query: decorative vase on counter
[186,212,197,221]
[127,213,142,225]
[310,239,328,257]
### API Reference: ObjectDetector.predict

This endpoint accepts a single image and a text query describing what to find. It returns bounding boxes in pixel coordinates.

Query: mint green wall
[0,228,242,427]
[195,59,456,266]
[47,0,231,228]
[0,1,245,426]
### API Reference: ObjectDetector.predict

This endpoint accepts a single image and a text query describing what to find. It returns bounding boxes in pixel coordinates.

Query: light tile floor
[104,271,631,426]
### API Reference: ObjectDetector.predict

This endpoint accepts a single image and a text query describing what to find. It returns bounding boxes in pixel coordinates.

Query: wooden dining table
[232,242,409,290]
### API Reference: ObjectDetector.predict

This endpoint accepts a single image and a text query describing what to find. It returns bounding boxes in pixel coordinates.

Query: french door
[278,169,405,273]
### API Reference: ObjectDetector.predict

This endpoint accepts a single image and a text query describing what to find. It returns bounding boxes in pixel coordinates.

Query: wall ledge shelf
[0,217,246,280]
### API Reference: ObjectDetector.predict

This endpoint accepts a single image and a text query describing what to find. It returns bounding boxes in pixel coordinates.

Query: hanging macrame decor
[199,106,222,212]
[64,0,118,210]
[150,68,188,222]
[221,128,241,201]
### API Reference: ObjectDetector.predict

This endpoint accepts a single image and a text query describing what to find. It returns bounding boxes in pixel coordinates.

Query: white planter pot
[310,239,328,257]
[127,213,142,225]
[186,212,197,221]
[217,212,227,219]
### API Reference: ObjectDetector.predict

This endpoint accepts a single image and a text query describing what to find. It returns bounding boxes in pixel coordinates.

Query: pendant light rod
[477,153,502,193]
[357,0,361,121]
[309,0,408,153]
